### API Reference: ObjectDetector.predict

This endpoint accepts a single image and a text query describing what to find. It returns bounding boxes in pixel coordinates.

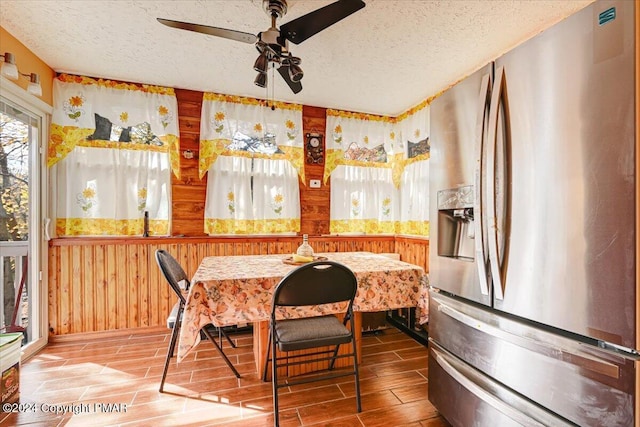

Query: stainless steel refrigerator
[428,1,637,425]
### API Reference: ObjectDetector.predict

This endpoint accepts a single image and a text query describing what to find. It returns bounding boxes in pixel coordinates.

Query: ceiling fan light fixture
[254,72,267,88]
[253,51,269,74]
[288,62,303,83]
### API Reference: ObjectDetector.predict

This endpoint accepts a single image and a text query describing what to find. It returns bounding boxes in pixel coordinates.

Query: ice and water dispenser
[437,185,475,261]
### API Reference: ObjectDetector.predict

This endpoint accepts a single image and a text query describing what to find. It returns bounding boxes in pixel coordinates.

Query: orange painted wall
[0,26,54,106]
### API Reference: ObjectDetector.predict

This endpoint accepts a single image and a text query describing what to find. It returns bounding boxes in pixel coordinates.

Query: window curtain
[48,74,179,237]
[397,102,430,237]
[324,110,400,234]
[200,93,302,235]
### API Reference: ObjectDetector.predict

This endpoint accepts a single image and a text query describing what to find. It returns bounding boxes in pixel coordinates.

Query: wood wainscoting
[48,235,429,336]
[394,235,429,274]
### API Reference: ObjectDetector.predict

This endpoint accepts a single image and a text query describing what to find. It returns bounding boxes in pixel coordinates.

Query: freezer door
[488,0,636,348]
[429,342,576,427]
[429,63,493,306]
[429,291,636,426]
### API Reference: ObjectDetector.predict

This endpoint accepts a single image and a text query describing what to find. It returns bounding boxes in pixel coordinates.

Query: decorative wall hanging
[305,132,324,164]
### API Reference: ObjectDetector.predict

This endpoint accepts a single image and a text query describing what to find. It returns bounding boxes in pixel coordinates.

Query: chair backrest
[155,249,189,303]
[272,261,357,311]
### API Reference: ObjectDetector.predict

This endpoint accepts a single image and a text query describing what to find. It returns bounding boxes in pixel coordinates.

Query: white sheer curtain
[397,103,430,237]
[200,93,303,235]
[204,156,254,234]
[252,158,300,233]
[54,148,170,234]
[48,74,179,236]
[399,161,430,235]
[330,166,398,234]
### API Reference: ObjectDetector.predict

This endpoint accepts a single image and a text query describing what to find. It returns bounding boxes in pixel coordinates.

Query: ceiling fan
[158,0,366,94]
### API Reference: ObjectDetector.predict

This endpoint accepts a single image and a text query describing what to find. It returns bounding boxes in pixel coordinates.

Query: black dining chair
[155,249,240,392]
[263,260,361,427]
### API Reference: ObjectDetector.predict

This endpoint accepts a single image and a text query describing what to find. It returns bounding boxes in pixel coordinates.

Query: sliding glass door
[0,90,48,357]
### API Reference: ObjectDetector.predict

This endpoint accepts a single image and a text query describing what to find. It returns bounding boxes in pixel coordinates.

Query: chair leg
[329,312,352,370]
[201,327,241,378]
[220,328,237,348]
[350,316,362,413]
[328,343,342,370]
[160,320,181,392]
[271,325,280,427]
[353,338,362,412]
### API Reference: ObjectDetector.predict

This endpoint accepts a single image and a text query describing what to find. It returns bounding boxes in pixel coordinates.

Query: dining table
[177,251,429,376]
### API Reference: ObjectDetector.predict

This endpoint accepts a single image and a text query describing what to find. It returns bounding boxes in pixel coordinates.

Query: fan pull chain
[270,65,276,111]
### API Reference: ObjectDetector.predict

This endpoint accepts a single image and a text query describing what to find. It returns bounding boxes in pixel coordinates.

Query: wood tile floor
[2,326,451,426]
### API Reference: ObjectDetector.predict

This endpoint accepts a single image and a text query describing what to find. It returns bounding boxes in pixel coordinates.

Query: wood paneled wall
[48,235,428,336]
[395,236,430,273]
[171,89,330,236]
[172,89,207,236]
[301,105,330,235]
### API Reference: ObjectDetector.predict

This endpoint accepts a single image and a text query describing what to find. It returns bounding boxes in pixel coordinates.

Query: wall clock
[305,133,324,164]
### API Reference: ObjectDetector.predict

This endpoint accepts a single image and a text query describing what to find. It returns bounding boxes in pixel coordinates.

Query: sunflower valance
[396,99,430,165]
[48,74,181,178]
[199,93,304,181]
[323,100,433,190]
[323,109,400,186]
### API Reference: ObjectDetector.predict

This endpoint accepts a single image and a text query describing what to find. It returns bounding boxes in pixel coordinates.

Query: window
[324,105,430,236]
[48,74,180,237]
[199,93,303,235]
[324,110,399,234]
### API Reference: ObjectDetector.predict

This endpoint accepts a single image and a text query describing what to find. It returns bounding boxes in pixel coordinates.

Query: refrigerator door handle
[486,65,506,300]
[474,72,492,296]
[431,346,547,427]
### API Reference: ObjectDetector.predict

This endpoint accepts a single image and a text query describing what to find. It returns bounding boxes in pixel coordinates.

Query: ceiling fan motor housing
[258,27,286,56]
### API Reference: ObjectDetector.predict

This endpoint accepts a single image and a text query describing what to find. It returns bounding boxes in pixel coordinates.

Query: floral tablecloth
[177,252,428,362]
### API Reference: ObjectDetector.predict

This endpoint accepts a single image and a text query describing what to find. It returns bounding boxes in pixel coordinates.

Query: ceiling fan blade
[280,0,366,45]
[157,18,257,44]
[278,66,303,94]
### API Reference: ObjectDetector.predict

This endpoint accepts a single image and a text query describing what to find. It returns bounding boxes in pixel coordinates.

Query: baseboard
[48,325,168,343]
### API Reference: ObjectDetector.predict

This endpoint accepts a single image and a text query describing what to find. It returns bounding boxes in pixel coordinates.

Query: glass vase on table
[296,234,314,258]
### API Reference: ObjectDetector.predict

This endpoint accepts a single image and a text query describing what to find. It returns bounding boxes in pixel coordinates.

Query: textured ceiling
[0,0,593,116]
